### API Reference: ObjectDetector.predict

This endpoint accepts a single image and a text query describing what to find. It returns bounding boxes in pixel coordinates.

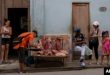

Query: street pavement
[0,68,103,75]
[0,58,109,75]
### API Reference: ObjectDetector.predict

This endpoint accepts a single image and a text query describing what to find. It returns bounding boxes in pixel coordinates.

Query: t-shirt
[74,33,85,46]
[1,26,11,38]
[14,32,34,49]
[90,27,100,41]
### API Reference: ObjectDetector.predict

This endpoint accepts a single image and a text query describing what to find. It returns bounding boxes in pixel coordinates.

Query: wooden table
[26,48,41,51]
[33,55,68,66]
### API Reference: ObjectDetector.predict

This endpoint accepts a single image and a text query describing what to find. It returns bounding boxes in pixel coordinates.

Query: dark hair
[102,31,109,37]
[4,18,7,25]
[32,30,38,37]
[4,18,10,25]
[4,18,8,22]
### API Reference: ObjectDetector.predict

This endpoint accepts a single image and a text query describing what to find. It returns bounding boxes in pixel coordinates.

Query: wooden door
[72,3,90,41]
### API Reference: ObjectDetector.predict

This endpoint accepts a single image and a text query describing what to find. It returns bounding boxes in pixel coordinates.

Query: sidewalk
[0,59,108,73]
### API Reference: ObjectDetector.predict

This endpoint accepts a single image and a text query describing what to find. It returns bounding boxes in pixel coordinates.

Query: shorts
[1,38,10,45]
[18,47,27,63]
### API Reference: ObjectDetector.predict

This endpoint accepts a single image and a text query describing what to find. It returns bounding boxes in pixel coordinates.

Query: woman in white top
[89,21,100,64]
[0,19,12,63]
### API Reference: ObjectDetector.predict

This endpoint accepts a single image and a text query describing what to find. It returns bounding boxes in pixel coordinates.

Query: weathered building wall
[0,0,29,26]
[30,0,110,34]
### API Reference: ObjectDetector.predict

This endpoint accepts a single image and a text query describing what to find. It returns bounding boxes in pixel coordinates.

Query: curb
[0,66,104,73]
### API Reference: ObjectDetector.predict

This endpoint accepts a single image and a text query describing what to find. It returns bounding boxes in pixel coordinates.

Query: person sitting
[73,28,86,67]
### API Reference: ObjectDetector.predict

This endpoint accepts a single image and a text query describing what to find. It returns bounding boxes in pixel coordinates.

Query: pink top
[102,37,110,54]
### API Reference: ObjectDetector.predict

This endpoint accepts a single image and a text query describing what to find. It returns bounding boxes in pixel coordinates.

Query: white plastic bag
[85,45,92,56]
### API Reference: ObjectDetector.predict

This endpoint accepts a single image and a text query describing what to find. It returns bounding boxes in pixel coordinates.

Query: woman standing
[0,19,12,63]
[89,21,100,64]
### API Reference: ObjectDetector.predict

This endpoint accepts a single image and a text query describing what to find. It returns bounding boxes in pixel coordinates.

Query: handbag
[85,46,92,56]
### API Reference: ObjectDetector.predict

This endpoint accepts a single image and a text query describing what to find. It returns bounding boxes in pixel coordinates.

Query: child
[101,31,110,65]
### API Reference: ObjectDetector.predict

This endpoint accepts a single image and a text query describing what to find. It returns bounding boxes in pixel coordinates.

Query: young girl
[101,31,110,65]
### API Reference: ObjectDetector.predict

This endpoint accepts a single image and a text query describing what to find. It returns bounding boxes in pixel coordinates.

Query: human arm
[90,28,100,38]
[74,33,86,45]
[29,36,43,49]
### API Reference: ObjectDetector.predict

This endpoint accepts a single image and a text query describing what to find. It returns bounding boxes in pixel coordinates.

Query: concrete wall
[30,0,45,35]
[30,0,110,35]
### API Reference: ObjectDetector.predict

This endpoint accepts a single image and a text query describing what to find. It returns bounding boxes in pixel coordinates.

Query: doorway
[72,3,90,42]
[8,8,28,57]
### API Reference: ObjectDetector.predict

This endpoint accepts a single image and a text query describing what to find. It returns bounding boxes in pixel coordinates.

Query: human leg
[94,44,99,64]
[4,44,9,62]
[89,41,94,64]
[75,46,86,56]
[75,46,86,66]
[18,48,26,73]
[100,55,104,65]
[1,45,6,63]
[106,55,109,65]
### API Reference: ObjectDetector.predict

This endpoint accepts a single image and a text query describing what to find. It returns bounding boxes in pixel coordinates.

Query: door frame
[5,0,30,31]
[72,2,90,60]
[7,7,30,31]
[8,8,29,33]
[72,2,90,45]
[72,2,90,32]
[7,8,29,57]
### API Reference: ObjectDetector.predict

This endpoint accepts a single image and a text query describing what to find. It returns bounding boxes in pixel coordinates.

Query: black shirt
[74,33,85,46]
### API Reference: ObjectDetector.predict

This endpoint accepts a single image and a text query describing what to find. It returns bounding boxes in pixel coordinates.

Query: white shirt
[1,26,11,38]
